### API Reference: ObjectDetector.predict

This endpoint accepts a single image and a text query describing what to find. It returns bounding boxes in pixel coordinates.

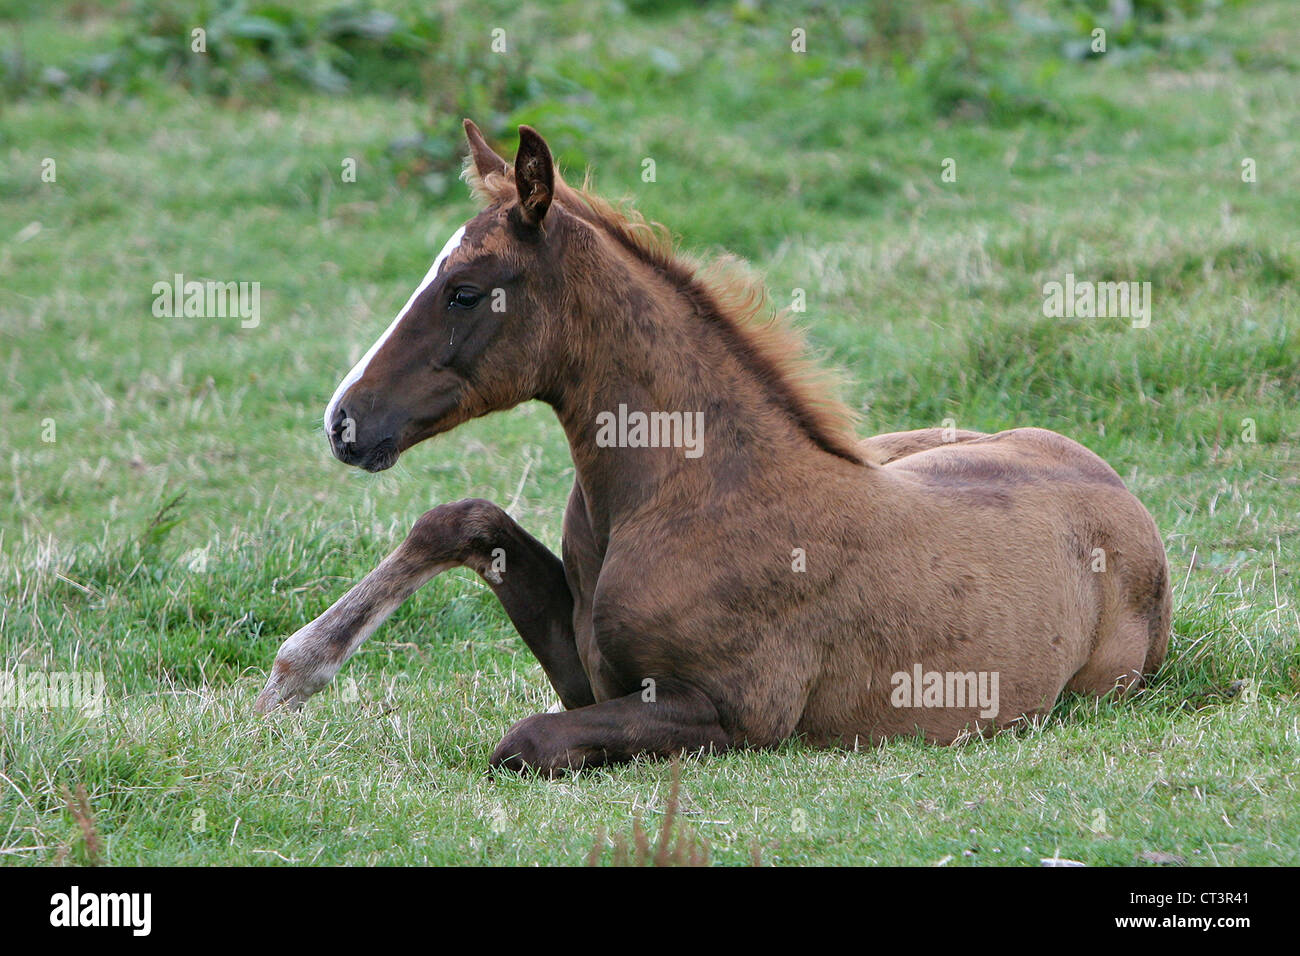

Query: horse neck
[543,245,850,540]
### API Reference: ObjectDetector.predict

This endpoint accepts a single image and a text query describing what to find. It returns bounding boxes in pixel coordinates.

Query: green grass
[1,0,1297,865]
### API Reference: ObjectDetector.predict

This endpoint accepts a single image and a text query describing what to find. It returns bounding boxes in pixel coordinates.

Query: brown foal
[255,121,1171,776]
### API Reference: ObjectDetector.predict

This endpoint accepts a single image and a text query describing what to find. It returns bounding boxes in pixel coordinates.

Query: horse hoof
[253,683,280,714]
[253,673,304,714]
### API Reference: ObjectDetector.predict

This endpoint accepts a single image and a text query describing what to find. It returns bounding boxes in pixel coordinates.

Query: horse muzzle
[327,404,401,472]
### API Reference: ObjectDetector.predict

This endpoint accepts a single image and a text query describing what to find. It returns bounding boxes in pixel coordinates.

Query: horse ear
[513,125,554,227]
[463,118,508,180]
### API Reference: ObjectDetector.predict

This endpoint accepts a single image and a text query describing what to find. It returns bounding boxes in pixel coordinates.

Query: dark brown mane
[464,161,872,466]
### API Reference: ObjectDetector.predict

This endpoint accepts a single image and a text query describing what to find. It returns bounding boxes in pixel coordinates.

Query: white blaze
[324,225,467,432]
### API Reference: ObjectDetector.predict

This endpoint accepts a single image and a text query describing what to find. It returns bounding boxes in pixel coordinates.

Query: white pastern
[324,225,467,432]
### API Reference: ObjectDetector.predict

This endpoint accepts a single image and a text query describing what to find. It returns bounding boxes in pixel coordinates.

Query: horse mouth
[357,439,400,472]
[329,386,464,472]
[330,432,400,472]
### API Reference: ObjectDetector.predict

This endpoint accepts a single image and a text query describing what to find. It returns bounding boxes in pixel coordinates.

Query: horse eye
[450,287,481,309]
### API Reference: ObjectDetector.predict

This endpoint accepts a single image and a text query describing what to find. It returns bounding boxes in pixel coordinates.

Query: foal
[256,121,1171,775]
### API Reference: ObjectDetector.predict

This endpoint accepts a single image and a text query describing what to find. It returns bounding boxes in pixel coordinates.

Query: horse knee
[408,498,509,562]
[490,713,574,776]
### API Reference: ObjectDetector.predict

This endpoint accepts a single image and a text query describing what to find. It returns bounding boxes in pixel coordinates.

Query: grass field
[2,0,1297,865]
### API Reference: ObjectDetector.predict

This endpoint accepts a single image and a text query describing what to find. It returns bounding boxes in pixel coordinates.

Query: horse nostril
[330,406,349,441]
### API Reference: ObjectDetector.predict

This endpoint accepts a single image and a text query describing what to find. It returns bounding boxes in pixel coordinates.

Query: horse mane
[463,160,871,466]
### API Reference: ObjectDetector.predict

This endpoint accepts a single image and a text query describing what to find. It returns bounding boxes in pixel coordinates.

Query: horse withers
[255,121,1171,775]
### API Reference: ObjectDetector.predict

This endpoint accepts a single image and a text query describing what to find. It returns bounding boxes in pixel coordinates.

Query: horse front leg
[255,498,594,713]
[489,682,731,777]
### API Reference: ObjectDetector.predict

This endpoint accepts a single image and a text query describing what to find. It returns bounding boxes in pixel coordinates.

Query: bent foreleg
[255,499,593,713]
